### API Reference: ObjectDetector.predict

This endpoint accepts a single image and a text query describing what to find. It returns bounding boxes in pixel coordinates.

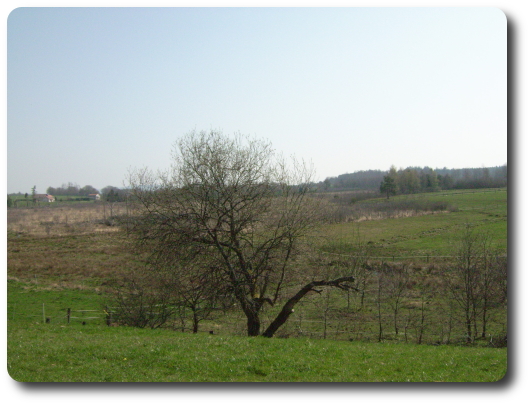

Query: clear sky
[7,7,506,194]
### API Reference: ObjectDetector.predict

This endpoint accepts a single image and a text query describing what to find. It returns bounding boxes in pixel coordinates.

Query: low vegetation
[7,184,507,381]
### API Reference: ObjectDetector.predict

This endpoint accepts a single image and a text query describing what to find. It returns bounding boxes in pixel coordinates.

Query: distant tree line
[47,183,100,197]
[100,186,128,202]
[44,183,128,202]
[317,165,507,194]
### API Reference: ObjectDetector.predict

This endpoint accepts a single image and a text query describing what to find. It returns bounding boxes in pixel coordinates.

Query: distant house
[33,194,55,202]
[88,194,101,201]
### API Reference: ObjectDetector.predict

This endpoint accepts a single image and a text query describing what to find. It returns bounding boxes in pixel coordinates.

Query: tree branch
[262,276,356,337]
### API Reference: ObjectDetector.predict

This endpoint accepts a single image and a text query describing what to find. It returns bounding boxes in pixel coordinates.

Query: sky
[7,7,507,194]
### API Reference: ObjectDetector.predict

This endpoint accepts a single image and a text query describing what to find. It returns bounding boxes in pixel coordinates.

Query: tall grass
[7,202,128,236]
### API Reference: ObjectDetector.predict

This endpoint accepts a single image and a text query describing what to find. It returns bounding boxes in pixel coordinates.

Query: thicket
[46,182,99,197]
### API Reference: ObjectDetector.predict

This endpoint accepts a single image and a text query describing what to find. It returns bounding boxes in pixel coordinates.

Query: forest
[316,165,507,193]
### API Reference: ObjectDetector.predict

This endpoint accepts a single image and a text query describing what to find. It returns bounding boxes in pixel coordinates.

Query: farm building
[33,194,55,202]
[88,194,101,200]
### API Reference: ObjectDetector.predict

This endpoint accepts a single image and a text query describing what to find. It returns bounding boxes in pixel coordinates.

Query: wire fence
[10,304,110,324]
[319,250,508,262]
[10,300,506,347]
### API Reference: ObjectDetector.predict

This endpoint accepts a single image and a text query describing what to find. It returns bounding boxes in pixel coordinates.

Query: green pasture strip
[363,189,507,217]
[7,273,507,382]
[7,280,106,325]
[321,190,507,258]
[8,320,506,382]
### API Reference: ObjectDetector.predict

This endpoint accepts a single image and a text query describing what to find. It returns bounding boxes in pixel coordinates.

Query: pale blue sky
[7,7,506,194]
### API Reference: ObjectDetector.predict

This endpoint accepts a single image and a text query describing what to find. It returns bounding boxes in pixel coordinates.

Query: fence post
[67,308,71,324]
[105,306,112,326]
[126,195,129,236]
[42,303,46,323]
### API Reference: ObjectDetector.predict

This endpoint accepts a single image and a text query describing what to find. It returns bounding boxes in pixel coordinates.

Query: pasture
[321,189,507,257]
[7,280,506,382]
[7,188,508,382]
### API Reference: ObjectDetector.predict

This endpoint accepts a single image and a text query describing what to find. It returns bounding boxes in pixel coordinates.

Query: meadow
[6,189,508,382]
[7,280,506,382]
[320,188,507,257]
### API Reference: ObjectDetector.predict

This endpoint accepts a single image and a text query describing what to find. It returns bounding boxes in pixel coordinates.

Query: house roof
[33,194,54,200]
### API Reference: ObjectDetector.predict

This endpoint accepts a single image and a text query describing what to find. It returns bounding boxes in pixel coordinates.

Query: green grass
[7,279,106,323]
[7,279,507,382]
[321,189,507,257]
[8,318,507,382]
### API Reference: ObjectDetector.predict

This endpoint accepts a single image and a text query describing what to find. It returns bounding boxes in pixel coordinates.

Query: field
[320,188,507,257]
[6,189,508,382]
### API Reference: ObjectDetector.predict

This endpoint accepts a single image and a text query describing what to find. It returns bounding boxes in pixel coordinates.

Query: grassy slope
[9,332,507,382]
[321,189,507,257]
[8,315,507,382]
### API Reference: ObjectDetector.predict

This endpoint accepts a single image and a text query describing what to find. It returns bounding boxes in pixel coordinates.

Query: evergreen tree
[380,175,397,199]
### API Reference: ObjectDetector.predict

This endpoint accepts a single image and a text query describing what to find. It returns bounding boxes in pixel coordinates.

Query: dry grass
[7,231,145,288]
[7,203,145,289]
[7,202,128,236]
[345,209,451,223]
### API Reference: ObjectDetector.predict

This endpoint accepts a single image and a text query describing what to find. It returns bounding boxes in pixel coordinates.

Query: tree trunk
[246,311,261,336]
[481,303,488,338]
[240,298,262,336]
[192,312,199,333]
[377,275,383,342]
[466,322,472,344]
[262,276,356,338]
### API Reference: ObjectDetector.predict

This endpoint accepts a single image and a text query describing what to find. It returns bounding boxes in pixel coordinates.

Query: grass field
[7,278,506,382]
[8,326,506,382]
[6,188,508,382]
[321,189,507,257]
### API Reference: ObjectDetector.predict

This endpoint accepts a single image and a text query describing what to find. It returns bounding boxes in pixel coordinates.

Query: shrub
[108,271,177,329]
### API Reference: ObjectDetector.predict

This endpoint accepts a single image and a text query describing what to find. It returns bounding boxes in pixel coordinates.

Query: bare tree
[109,269,177,329]
[477,234,496,339]
[169,258,233,333]
[127,130,356,337]
[376,271,385,342]
[444,226,481,343]
[386,264,410,337]
[347,227,371,311]
[475,236,508,340]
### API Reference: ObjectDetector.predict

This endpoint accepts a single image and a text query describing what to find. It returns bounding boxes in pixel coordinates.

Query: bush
[108,272,177,329]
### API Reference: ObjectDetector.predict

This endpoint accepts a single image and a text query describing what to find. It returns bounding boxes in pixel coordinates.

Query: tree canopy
[126,129,356,337]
